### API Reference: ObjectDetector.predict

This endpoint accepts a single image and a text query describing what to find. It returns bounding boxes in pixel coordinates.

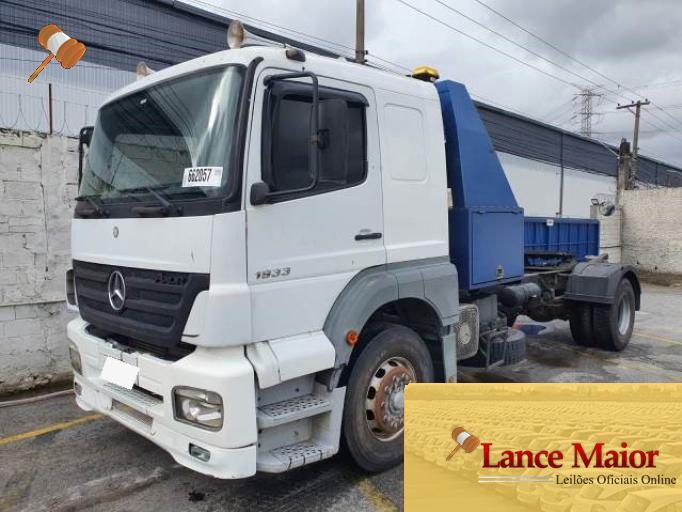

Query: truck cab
[68,46,459,478]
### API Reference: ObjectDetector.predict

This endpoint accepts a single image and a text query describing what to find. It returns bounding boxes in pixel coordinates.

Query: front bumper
[68,318,257,479]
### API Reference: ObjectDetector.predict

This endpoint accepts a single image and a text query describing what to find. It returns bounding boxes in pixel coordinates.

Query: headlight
[173,387,223,430]
[69,342,82,374]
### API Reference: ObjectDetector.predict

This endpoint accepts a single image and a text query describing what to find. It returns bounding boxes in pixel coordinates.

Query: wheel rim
[365,356,416,442]
[617,293,633,336]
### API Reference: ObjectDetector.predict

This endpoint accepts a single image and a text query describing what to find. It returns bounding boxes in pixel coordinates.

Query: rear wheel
[342,324,433,472]
[593,279,636,351]
[569,302,596,347]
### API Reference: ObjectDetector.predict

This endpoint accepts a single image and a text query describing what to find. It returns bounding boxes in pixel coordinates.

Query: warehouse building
[2,0,681,219]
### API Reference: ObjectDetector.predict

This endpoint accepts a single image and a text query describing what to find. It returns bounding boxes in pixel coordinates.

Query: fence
[0,75,110,137]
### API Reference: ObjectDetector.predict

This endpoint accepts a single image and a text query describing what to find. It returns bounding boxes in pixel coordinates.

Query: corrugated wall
[0,0,227,71]
[0,0,336,72]
[477,102,682,188]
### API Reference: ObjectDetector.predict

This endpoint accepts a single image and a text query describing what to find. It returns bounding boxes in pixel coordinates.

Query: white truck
[66,37,639,479]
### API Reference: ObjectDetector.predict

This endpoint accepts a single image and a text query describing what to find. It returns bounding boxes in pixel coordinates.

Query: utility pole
[48,83,53,135]
[617,99,650,186]
[617,138,631,202]
[575,88,603,138]
[355,0,366,64]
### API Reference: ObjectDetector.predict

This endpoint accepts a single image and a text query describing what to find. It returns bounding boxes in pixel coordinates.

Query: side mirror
[79,126,94,147]
[250,181,272,205]
[78,126,94,187]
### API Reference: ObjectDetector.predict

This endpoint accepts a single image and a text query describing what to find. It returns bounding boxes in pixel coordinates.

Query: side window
[383,104,427,182]
[262,85,367,199]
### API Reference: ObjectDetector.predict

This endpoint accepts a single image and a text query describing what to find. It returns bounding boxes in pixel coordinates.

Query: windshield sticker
[182,167,223,187]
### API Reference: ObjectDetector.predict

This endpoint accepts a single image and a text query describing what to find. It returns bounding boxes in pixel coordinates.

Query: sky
[186,0,682,167]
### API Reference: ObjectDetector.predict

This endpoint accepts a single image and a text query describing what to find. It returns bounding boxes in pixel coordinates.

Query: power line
[366,52,412,73]
[400,0,673,140]
[170,0,356,55]
[645,109,682,134]
[463,0,682,133]
[469,93,529,117]
[431,0,614,93]
[540,97,575,121]
[393,0,668,138]
[392,0,579,89]
[631,79,682,91]
[467,0,629,91]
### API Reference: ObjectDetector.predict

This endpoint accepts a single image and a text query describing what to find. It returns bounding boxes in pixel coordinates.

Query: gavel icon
[445,426,481,461]
[28,24,86,83]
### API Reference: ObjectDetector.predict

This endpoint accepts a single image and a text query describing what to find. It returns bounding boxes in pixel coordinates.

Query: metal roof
[476,102,682,187]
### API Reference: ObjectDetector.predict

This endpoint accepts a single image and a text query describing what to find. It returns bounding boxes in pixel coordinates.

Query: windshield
[80,65,245,204]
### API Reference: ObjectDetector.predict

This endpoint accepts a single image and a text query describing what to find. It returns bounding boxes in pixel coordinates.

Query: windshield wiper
[75,195,108,218]
[118,186,183,217]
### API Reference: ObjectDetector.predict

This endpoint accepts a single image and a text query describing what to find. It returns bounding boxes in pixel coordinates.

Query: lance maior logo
[444,426,663,470]
[481,442,660,469]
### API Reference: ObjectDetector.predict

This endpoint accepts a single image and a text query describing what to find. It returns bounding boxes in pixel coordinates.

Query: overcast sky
[190,0,682,166]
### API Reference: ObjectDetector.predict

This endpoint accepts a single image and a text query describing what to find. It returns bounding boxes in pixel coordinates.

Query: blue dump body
[524,217,600,261]
[436,80,524,291]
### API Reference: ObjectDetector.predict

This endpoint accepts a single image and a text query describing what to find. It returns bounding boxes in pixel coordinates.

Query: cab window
[262,82,367,200]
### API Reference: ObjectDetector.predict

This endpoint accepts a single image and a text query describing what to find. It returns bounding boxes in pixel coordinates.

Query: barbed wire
[0,87,100,136]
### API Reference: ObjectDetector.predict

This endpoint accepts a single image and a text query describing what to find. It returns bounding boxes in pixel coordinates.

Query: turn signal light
[346,330,359,346]
[69,342,82,374]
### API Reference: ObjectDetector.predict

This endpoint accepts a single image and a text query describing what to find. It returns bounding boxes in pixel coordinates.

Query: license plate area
[100,356,139,389]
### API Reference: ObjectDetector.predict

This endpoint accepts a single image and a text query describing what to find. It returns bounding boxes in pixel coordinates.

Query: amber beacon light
[27,24,86,83]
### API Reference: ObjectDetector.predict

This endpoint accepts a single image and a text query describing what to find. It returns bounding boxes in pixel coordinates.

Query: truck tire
[569,302,596,347]
[342,324,433,473]
[592,279,636,351]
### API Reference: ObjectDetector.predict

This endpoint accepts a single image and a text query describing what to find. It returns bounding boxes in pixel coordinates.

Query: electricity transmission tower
[575,88,603,137]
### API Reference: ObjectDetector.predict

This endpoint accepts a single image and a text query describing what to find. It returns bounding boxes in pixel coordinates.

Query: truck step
[257,394,332,429]
[257,440,336,473]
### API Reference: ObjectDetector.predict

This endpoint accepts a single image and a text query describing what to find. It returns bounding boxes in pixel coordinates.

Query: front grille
[74,260,209,351]
[103,382,163,408]
[111,399,154,431]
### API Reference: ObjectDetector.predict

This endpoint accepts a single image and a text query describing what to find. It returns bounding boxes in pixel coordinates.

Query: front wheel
[342,324,433,472]
[593,279,636,351]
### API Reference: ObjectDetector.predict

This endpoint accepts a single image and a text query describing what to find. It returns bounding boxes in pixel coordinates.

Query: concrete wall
[591,205,622,264]
[0,129,77,394]
[622,188,682,275]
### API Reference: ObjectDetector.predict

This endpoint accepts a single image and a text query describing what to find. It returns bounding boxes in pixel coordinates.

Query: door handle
[355,232,383,241]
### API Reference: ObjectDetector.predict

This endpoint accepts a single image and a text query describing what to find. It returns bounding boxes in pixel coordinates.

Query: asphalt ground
[1,283,680,511]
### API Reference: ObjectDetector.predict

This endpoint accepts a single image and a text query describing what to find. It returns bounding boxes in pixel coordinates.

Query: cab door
[244,68,385,342]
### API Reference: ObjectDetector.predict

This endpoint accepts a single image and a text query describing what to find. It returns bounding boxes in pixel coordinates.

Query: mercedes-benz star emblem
[113,226,119,238]
[107,270,126,312]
